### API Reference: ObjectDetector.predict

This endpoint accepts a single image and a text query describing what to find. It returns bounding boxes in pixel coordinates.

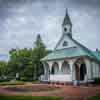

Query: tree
[0,61,8,78]
[8,34,48,81]
[32,34,47,80]
[8,48,32,80]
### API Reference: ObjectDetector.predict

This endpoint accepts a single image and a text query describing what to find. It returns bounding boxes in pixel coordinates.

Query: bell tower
[62,8,72,38]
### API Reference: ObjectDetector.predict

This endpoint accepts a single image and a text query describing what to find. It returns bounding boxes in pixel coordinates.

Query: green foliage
[0,61,8,77]
[5,34,49,81]
[7,48,32,80]
[31,34,48,80]
[0,96,61,100]
[94,78,100,84]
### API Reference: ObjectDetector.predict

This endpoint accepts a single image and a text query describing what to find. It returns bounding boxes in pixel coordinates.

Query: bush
[20,77,33,82]
[0,79,10,82]
[94,78,100,84]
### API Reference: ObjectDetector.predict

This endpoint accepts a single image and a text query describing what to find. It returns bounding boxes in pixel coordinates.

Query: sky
[0,0,100,58]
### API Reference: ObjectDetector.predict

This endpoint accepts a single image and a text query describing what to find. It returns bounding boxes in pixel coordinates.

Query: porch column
[69,60,74,81]
[47,61,53,81]
[42,62,48,81]
[58,61,63,74]
[92,62,97,78]
[43,62,46,76]
[47,62,52,74]
[95,63,99,78]
[84,59,91,81]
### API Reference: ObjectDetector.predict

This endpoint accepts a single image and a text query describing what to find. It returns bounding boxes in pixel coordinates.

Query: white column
[68,60,74,81]
[47,62,52,74]
[96,63,99,78]
[58,60,63,74]
[43,62,46,76]
[84,59,92,80]
[92,62,95,78]
[93,62,96,78]
[47,61,53,81]
[93,62,98,78]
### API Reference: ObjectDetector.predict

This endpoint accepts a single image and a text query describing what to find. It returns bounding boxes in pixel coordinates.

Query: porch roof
[42,46,99,61]
[93,51,100,60]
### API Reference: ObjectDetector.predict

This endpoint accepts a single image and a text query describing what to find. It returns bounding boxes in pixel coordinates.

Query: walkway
[0,84,100,100]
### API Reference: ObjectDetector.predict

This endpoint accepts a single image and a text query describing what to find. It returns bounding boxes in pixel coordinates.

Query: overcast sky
[0,0,100,55]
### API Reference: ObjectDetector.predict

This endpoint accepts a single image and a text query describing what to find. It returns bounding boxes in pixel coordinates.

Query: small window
[63,41,68,46]
[64,28,67,32]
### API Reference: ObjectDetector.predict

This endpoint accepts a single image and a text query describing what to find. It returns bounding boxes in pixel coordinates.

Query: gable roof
[54,33,65,49]
[42,36,99,62]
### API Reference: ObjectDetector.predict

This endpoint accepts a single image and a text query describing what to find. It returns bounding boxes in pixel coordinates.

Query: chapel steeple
[62,8,72,38]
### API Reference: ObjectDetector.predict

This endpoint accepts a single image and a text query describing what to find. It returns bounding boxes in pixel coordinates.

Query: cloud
[0,0,100,57]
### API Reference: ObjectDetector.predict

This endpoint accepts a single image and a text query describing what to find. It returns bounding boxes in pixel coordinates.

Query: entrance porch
[41,57,93,83]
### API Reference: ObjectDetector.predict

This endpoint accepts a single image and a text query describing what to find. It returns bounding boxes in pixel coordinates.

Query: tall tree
[32,34,47,80]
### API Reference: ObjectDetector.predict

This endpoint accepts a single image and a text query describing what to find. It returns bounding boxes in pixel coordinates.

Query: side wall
[85,58,100,81]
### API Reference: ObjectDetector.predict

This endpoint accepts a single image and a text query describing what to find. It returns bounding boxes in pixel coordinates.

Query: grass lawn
[0,96,62,100]
[0,80,41,86]
[0,81,25,86]
[88,94,100,100]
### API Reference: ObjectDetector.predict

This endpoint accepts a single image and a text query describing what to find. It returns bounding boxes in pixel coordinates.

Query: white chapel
[41,9,100,84]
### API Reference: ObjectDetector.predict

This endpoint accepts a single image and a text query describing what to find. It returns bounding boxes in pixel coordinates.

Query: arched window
[51,62,59,74]
[61,61,70,74]
[63,41,68,46]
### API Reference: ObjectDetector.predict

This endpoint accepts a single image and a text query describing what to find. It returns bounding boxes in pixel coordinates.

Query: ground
[0,84,100,100]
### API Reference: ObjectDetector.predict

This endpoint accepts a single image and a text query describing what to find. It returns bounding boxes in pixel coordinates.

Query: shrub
[20,77,33,82]
[94,78,100,84]
[0,79,10,82]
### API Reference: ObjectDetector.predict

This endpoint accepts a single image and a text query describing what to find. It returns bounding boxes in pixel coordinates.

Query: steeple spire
[62,8,72,38]
[62,8,72,26]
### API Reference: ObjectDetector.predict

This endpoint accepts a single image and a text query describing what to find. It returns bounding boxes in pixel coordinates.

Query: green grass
[0,81,25,86]
[88,94,100,100]
[0,96,62,100]
[0,80,41,86]
[32,80,41,84]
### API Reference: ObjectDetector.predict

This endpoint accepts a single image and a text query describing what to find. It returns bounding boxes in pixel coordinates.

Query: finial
[65,8,68,16]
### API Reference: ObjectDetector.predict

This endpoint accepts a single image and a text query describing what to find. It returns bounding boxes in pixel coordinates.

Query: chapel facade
[41,9,100,84]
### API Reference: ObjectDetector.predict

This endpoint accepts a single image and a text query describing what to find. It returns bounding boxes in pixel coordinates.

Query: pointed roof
[62,8,72,26]
[42,36,100,62]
